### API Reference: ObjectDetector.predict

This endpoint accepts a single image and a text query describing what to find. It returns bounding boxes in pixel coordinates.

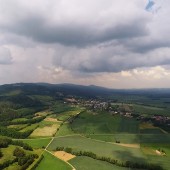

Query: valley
[0,83,170,170]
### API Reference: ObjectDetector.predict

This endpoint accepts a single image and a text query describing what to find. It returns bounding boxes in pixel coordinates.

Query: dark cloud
[52,44,170,73]
[0,15,148,47]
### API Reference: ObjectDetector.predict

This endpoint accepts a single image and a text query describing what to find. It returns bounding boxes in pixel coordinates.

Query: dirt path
[113,143,140,148]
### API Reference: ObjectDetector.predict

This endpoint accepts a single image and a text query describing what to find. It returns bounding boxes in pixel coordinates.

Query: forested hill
[1,83,170,98]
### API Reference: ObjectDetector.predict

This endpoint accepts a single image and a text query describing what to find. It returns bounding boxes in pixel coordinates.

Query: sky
[0,0,170,89]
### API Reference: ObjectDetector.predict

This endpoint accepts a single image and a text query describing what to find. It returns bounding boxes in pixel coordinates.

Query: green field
[140,134,170,144]
[1,145,16,163]
[36,151,72,170]
[55,123,75,137]
[47,135,146,162]
[133,104,170,116]
[71,111,139,134]
[69,156,131,170]
[20,138,52,149]
[140,128,165,134]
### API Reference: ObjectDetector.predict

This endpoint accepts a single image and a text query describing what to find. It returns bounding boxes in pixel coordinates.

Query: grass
[11,117,28,123]
[133,104,170,116]
[55,123,75,137]
[71,111,139,134]
[36,151,72,170]
[1,145,16,163]
[7,124,28,131]
[47,135,146,162]
[139,122,166,134]
[147,155,170,170]
[141,144,170,170]
[69,156,130,170]
[4,163,21,170]
[20,138,52,149]
[86,134,140,144]
[140,128,164,134]
[140,134,170,144]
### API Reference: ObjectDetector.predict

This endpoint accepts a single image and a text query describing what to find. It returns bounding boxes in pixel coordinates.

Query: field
[47,135,146,163]
[36,151,72,170]
[69,156,130,170]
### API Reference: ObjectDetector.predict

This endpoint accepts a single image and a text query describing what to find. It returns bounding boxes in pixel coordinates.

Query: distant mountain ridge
[0,83,170,98]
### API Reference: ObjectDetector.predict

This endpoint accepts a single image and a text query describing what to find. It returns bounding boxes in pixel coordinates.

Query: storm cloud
[0,0,170,88]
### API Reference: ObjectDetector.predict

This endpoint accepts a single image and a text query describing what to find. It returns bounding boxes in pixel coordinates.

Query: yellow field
[30,124,59,137]
[54,151,76,161]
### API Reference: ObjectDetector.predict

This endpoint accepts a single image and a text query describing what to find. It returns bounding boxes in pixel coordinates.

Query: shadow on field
[114,150,166,170]
[114,150,147,164]
[140,134,170,144]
